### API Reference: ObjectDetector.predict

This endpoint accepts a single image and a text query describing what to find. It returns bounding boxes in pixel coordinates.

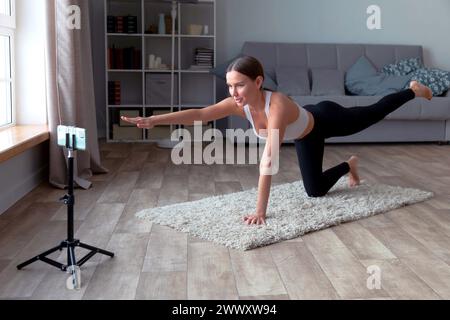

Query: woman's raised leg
[316,82,432,138]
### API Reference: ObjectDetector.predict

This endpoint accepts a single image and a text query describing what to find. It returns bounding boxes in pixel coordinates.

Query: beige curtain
[45,0,108,189]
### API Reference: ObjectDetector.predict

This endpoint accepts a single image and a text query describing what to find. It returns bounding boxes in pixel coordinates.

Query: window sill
[0,125,50,164]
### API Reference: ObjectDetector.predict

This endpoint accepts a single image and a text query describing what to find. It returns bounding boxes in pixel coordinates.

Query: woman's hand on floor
[243,213,266,225]
[120,116,155,129]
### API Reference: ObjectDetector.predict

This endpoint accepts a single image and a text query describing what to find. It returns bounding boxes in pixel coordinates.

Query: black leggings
[294,89,415,197]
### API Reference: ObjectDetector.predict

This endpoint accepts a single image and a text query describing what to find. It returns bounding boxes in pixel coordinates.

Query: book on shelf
[193,47,214,68]
[116,16,124,33]
[108,81,121,105]
[107,16,115,33]
[108,46,141,70]
[107,15,138,34]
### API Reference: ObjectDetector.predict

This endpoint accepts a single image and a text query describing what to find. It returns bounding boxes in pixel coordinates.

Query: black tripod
[17,133,114,275]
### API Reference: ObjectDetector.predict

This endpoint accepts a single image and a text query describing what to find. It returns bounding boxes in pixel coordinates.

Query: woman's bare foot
[347,156,361,188]
[410,80,432,100]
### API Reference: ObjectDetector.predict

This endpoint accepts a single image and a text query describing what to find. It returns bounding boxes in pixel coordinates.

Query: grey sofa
[228,42,450,143]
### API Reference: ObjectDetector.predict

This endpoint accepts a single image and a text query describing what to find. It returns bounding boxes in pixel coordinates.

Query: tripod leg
[66,265,81,290]
[67,244,77,266]
[78,242,114,258]
[17,244,64,270]
[65,243,81,290]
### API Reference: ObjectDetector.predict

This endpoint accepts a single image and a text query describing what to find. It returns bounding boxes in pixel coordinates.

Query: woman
[122,56,433,225]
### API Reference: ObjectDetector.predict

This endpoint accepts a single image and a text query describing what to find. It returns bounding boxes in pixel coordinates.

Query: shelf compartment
[179,37,214,70]
[180,2,214,36]
[108,72,143,105]
[109,107,144,141]
[107,36,142,70]
[144,37,178,70]
[143,0,176,35]
[106,0,142,34]
[145,73,179,105]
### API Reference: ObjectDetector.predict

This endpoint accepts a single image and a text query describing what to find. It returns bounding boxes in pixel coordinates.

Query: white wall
[215,0,450,70]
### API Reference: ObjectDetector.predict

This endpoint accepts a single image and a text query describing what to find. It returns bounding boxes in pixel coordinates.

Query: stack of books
[107,15,138,34]
[108,46,141,69]
[126,16,138,33]
[116,16,125,33]
[108,81,121,105]
[107,16,115,33]
[192,47,214,69]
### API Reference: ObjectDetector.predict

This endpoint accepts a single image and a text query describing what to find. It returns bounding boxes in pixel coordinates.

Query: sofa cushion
[276,66,310,96]
[420,97,450,120]
[345,56,411,96]
[405,68,450,96]
[345,56,377,81]
[210,54,278,90]
[381,57,423,76]
[311,69,345,96]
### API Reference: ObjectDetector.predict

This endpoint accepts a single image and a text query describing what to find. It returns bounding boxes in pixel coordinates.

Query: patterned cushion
[382,57,423,76]
[405,68,450,96]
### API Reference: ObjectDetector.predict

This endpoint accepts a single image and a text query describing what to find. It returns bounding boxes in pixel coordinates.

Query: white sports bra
[243,91,310,141]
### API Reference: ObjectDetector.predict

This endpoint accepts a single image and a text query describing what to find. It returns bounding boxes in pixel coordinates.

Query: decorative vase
[158,13,166,34]
[165,15,172,34]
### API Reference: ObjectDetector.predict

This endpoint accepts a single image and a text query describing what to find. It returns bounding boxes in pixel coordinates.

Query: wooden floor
[0,140,449,300]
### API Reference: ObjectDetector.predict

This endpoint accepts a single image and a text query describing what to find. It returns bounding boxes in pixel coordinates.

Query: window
[0,0,15,128]
[0,0,11,16]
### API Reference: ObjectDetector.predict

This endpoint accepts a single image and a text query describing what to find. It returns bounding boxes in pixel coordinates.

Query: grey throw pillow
[346,74,411,96]
[345,56,378,82]
[345,56,411,96]
[276,66,310,96]
[311,69,345,96]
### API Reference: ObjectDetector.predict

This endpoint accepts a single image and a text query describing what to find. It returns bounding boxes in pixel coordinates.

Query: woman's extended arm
[244,110,286,225]
[121,97,239,128]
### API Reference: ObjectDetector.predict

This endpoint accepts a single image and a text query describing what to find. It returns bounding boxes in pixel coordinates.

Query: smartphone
[57,125,87,151]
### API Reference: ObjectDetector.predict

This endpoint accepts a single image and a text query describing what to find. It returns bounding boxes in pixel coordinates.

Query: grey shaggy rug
[136,179,433,251]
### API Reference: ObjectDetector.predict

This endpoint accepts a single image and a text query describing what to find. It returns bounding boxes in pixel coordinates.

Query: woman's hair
[226,55,265,89]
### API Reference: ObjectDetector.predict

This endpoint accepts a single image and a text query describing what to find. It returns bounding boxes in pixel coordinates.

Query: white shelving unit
[105,0,216,143]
